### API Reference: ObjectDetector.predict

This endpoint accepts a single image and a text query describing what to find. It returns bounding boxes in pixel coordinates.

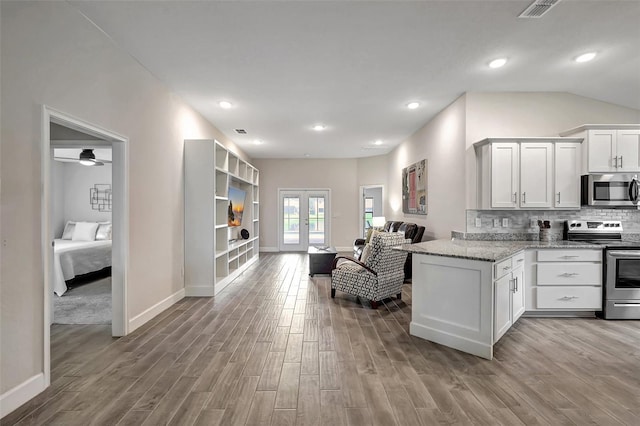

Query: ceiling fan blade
[53,156,112,163]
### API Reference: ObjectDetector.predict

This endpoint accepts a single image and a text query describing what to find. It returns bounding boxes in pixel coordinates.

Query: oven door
[606,250,640,300]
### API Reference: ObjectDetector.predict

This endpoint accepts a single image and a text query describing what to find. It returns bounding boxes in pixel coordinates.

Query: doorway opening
[42,106,128,387]
[359,185,384,237]
[278,189,331,251]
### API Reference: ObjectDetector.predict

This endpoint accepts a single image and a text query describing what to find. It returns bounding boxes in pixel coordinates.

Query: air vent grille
[234,129,247,134]
[518,0,560,18]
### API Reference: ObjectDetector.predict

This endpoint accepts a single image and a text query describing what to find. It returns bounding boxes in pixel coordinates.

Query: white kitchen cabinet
[520,143,553,208]
[524,248,602,313]
[560,125,640,173]
[493,251,525,344]
[554,143,581,208]
[476,138,583,210]
[490,143,519,208]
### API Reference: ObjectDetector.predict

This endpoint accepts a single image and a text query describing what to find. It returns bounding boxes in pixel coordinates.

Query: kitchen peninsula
[400,239,602,360]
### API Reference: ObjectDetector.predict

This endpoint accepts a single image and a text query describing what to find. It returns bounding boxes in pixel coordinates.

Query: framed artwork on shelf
[402,159,427,215]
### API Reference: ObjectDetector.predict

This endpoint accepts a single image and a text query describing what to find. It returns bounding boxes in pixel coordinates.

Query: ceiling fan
[53,148,111,166]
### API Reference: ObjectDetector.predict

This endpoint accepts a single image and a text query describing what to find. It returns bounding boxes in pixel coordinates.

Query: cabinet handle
[557,192,561,204]
[517,258,524,263]
[503,266,511,271]
[614,156,618,168]
[515,277,518,292]
[561,272,579,277]
[620,156,623,168]
[561,255,579,259]
[522,192,526,203]
[560,296,579,301]
[512,192,517,203]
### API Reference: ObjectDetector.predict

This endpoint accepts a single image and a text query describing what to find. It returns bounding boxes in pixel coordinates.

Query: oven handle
[607,251,640,258]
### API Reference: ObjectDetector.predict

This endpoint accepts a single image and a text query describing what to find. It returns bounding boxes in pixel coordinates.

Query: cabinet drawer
[512,251,525,268]
[537,263,602,286]
[537,286,602,309]
[537,249,602,262]
[494,257,513,279]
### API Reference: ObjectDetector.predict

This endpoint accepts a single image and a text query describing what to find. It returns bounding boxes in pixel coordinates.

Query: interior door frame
[42,105,129,387]
[359,184,385,238]
[278,188,331,251]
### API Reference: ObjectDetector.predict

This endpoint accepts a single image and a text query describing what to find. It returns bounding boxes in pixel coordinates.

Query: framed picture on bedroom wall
[402,159,427,215]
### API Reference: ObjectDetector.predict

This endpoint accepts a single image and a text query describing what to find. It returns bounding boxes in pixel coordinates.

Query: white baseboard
[0,373,45,419]
[260,246,278,252]
[128,288,185,333]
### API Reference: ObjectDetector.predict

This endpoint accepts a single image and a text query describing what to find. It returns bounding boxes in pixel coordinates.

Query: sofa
[353,221,425,280]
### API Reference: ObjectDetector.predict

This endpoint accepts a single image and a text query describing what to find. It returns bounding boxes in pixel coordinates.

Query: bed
[53,239,112,296]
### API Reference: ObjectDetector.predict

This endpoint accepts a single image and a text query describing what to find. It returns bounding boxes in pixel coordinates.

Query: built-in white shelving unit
[185,140,259,296]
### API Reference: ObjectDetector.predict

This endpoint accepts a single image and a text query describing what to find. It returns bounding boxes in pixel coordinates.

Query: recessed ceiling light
[219,101,232,109]
[304,153,311,157]
[406,102,420,110]
[489,58,507,69]
[253,139,263,145]
[373,140,383,145]
[312,124,326,131]
[575,52,597,63]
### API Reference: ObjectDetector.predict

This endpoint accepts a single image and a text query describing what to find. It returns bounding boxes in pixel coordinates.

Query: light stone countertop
[398,239,602,262]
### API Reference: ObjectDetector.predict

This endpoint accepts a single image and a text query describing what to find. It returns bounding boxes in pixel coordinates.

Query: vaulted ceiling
[70,0,640,158]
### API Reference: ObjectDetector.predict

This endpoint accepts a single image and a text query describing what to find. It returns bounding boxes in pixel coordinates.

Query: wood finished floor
[3,253,640,425]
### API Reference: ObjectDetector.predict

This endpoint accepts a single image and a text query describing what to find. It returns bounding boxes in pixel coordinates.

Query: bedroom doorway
[359,185,384,238]
[42,106,129,387]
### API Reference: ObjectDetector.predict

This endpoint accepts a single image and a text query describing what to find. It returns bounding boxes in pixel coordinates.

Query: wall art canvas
[402,159,427,215]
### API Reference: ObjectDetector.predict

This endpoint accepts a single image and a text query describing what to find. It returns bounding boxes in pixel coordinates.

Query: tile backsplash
[466,207,640,238]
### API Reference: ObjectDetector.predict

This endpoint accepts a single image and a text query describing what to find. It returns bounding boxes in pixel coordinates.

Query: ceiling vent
[234,129,247,134]
[518,0,560,18]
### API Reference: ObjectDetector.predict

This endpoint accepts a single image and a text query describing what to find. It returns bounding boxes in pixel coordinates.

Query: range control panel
[565,220,623,233]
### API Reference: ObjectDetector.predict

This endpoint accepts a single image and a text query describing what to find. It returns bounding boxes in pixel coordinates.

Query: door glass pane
[308,196,325,245]
[283,196,300,245]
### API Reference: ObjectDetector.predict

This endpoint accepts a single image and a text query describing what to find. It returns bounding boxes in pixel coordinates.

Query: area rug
[53,278,111,324]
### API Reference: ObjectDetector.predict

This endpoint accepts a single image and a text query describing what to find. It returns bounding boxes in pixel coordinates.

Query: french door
[279,189,330,251]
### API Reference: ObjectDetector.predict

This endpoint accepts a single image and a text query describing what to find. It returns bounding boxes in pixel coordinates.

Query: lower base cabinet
[524,249,603,313]
[494,252,525,343]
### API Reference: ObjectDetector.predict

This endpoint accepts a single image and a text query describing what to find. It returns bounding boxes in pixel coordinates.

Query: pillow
[360,243,373,264]
[72,222,100,242]
[96,222,112,240]
[365,229,379,244]
[61,221,76,240]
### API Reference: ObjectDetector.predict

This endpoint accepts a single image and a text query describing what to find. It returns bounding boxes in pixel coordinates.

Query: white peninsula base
[410,253,496,360]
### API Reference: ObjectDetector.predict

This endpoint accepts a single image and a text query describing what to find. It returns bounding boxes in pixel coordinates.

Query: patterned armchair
[331,232,410,309]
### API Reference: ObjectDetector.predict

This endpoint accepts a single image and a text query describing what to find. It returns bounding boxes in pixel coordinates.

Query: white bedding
[53,239,112,296]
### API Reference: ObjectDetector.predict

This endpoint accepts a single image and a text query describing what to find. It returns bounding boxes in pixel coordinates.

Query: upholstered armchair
[332,232,410,309]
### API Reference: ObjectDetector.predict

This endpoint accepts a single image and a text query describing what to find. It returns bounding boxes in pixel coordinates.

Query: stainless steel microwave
[582,174,640,207]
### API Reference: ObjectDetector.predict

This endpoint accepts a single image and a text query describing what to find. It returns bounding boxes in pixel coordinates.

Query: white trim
[259,246,279,253]
[0,373,46,418]
[128,289,185,333]
[42,106,130,392]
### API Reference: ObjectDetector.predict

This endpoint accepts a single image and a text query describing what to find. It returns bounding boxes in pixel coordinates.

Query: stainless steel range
[565,220,640,319]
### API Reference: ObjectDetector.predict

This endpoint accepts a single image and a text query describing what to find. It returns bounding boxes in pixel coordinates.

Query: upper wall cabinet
[476,138,583,210]
[560,125,640,173]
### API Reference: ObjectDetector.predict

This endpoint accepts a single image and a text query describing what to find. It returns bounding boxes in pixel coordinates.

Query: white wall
[51,160,66,238]
[0,1,250,397]
[387,95,467,240]
[253,158,359,251]
[63,162,113,230]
